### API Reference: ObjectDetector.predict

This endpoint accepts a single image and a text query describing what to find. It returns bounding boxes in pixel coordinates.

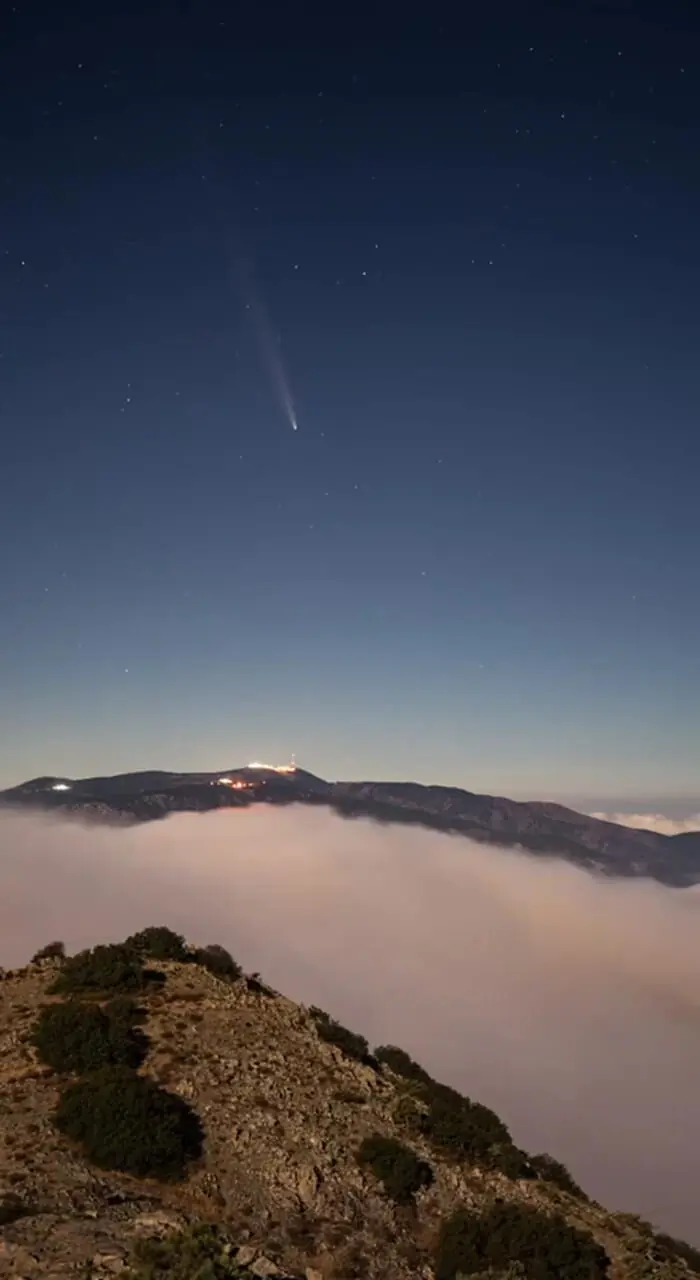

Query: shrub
[374,1044,433,1085]
[32,1000,147,1073]
[127,1224,237,1279]
[53,1066,203,1178]
[192,944,242,981]
[31,940,66,963]
[497,1148,530,1179]
[416,1081,529,1177]
[50,943,147,995]
[125,926,189,962]
[311,1009,369,1063]
[529,1153,588,1200]
[420,1083,505,1155]
[652,1233,700,1276]
[0,1192,31,1225]
[246,972,275,996]
[393,1092,425,1132]
[357,1133,433,1204]
[434,1203,609,1280]
[103,995,147,1028]
[465,1268,525,1280]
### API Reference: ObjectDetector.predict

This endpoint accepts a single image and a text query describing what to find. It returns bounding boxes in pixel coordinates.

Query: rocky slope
[1,768,699,886]
[0,935,698,1280]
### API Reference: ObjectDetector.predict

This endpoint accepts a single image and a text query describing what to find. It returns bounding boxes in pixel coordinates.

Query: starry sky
[1,2,698,805]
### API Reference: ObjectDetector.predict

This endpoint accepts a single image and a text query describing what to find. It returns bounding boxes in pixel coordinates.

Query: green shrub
[192,944,242,981]
[311,1009,369,1063]
[246,972,275,996]
[125,926,189,962]
[0,1192,31,1225]
[50,943,147,995]
[31,940,66,963]
[495,1148,532,1180]
[103,995,147,1029]
[393,1092,425,1132]
[434,1202,609,1280]
[357,1133,433,1204]
[408,1081,528,1178]
[420,1084,502,1158]
[424,1082,506,1146]
[33,1000,147,1073]
[529,1153,588,1200]
[374,1044,433,1085]
[126,1224,237,1279]
[492,1144,533,1180]
[464,1267,526,1280]
[652,1233,700,1276]
[53,1066,203,1179]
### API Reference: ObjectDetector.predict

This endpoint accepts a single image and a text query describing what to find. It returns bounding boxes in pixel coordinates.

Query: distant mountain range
[1,764,698,887]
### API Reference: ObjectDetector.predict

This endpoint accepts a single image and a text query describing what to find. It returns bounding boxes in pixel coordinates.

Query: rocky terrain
[1,767,699,886]
[1,930,699,1280]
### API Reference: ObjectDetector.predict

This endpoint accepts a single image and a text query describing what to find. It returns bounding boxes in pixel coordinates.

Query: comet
[248,287,299,433]
[229,246,299,433]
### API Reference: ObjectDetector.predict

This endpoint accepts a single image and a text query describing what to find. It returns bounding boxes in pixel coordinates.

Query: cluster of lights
[215,760,297,787]
[247,760,297,774]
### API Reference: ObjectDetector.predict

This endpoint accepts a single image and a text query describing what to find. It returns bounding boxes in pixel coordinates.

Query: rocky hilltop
[0,929,698,1280]
[1,767,699,886]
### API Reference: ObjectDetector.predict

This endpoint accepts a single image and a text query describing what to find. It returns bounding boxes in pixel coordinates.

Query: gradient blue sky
[1,2,698,804]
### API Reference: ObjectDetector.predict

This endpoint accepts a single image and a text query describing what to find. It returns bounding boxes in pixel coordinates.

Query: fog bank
[1,804,699,1243]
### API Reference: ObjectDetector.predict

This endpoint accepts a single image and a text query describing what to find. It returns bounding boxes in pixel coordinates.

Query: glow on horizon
[247,760,297,774]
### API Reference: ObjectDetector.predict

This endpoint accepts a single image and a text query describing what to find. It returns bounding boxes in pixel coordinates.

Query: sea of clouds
[1,803,699,1243]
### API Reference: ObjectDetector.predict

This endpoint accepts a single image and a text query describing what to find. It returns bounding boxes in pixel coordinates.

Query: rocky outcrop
[0,952,695,1279]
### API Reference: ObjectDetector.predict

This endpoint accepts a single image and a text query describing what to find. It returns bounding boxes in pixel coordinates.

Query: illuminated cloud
[591,811,700,836]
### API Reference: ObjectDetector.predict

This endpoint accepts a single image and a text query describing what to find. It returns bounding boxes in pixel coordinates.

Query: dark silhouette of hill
[1,766,698,886]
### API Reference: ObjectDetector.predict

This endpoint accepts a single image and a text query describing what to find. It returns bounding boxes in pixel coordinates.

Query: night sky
[1,2,698,804]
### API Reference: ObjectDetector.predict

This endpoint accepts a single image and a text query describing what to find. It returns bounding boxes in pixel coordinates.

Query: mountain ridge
[1,930,698,1279]
[1,766,698,887]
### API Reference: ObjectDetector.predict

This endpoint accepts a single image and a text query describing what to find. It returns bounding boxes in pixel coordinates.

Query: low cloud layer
[591,811,700,836]
[1,805,699,1243]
